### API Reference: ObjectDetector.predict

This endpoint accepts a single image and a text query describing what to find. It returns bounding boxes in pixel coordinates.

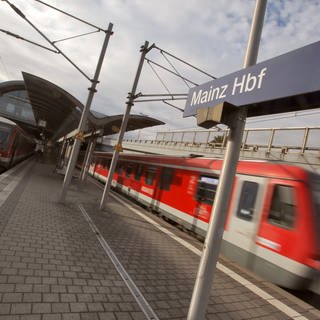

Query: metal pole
[80,135,97,182]
[59,23,113,202]
[99,41,152,210]
[56,137,67,169]
[267,128,275,154]
[242,129,249,150]
[301,127,309,154]
[187,1,267,319]
[80,137,92,179]
[206,131,211,146]
[192,131,196,144]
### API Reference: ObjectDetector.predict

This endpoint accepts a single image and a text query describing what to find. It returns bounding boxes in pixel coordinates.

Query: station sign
[184,41,320,118]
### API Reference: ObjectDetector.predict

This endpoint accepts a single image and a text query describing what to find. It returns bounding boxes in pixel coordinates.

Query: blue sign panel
[184,41,320,118]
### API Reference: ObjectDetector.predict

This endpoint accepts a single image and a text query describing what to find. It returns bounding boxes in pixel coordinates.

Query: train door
[150,167,175,211]
[140,165,158,207]
[129,163,144,200]
[224,175,266,267]
[257,179,302,263]
[254,179,308,288]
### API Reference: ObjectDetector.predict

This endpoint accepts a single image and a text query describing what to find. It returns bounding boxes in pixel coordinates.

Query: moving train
[85,151,320,292]
[0,117,35,171]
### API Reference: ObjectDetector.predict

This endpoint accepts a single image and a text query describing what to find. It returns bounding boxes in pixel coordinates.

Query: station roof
[0,72,164,141]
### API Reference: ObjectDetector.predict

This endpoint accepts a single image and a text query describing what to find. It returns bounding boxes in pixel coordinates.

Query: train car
[0,117,35,171]
[87,151,320,292]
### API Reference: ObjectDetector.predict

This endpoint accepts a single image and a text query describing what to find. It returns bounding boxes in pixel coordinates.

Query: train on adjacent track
[0,117,35,171]
[84,151,320,293]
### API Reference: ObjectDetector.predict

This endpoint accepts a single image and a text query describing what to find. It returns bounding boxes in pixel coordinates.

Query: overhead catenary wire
[136,44,217,112]
[146,59,173,96]
[4,0,90,80]
[160,50,192,89]
[2,0,112,81]
[162,100,184,112]
[137,93,187,97]
[145,58,199,86]
[33,0,105,32]
[134,97,187,103]
[52,30,100,44]
[154,45,216,80]
[132,44,215,117]
[128,43,219,122]
[0,28,59,53]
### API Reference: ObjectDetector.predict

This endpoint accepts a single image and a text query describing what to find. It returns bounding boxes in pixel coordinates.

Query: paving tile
[32,303,51,314]
[43,293,60,303]
[2,293,22,303]
[80,313,99,320]
[60,294,77,303]
[0,304,10,315]
[87,303,104,312]
[0,285,14,293]
[67,286,83,294]
[52,303,70,313]
[0,161,317,320]
[20,315,41,320]
[43,314,62,320]
[62,314,80,320]
[98,313,116,320]
[113,313,133,320]
[42,278,58,285]
[0,316,20,320]
[69,303,88,313]
[10,303,32,314]
[33,284,50,293]
[22,293,42,303]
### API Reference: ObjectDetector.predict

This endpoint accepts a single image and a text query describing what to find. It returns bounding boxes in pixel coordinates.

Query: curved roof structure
[0,72,164,141]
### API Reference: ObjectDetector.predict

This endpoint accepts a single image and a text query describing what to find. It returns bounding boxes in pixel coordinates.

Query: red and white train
[0,117,35,171]
[87,151,320,292]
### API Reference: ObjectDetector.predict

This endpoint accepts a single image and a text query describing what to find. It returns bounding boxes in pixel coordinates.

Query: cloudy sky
[1,0,320,138]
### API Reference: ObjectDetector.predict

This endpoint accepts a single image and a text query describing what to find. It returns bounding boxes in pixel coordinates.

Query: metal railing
[102,127,320,172]
[151,127,320,155]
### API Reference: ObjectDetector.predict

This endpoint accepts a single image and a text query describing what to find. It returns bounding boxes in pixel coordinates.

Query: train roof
[94,151,313,181]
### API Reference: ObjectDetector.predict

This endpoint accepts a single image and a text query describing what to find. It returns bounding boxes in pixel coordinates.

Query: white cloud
[1,0,320,139]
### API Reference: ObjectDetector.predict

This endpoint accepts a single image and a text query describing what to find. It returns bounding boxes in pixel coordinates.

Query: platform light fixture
[38,119,47,128]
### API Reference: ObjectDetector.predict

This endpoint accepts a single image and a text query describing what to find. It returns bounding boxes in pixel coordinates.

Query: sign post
[186,1,267,319]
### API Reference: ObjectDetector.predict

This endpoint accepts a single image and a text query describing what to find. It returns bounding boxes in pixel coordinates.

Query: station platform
[0,158,319,320]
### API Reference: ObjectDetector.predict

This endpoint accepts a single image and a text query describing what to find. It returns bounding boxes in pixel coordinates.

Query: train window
[196,175,219,205]
[237,181,258,221]
[159,167,174,191]
[268,185,296,229]
[101,158,110,168]
[145,165,157,185]
[134,164,144,181]
[125,164,134,177]
[116,162,124,175]
[0,130,9,148]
